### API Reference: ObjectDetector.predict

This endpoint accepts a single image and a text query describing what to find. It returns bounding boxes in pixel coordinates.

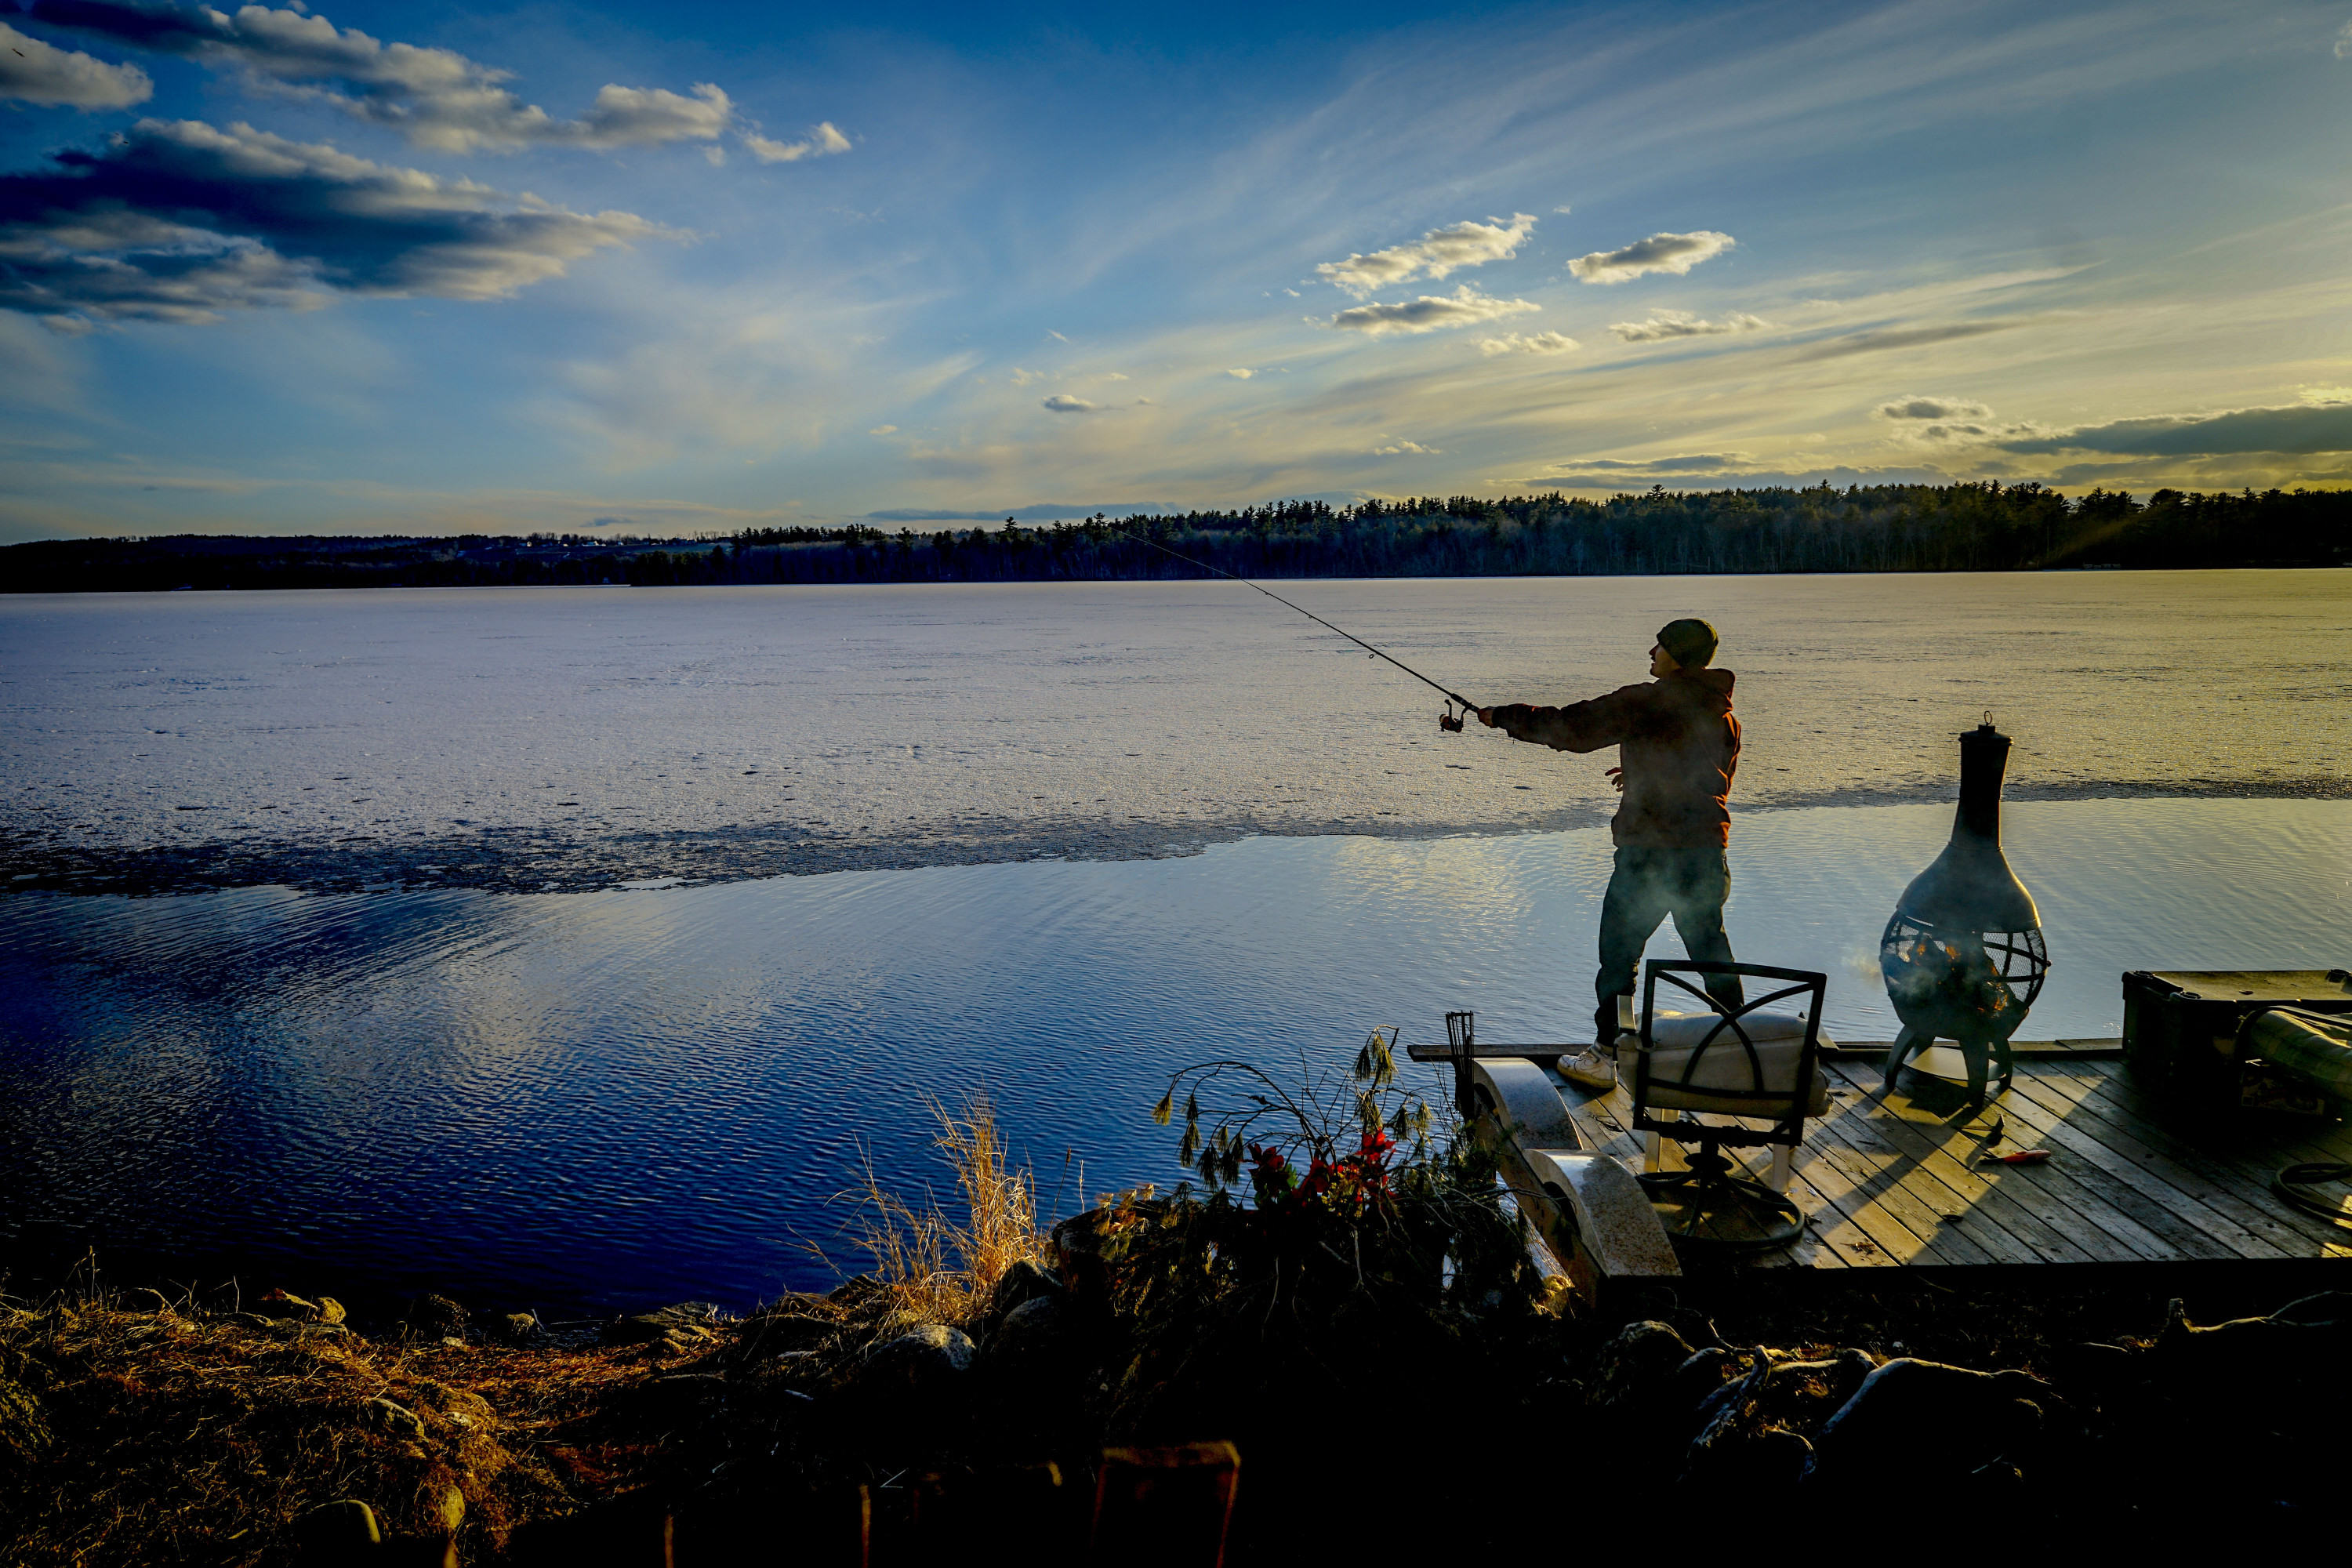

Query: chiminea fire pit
[1881,718,2049,1104]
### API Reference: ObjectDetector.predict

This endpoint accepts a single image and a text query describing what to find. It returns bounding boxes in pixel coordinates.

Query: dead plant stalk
[837,1094,1049,1322]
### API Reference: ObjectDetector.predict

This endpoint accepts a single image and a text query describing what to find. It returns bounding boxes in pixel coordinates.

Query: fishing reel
[1439,702,1465,733]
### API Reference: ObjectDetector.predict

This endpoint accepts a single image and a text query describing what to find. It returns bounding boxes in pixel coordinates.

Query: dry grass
[0,1285,637,1566]
[0,1098,1058,1565]
[828,1093,1052,1326]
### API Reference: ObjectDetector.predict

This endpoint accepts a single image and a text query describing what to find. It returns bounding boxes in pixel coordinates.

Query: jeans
[1594,845,1741,1044]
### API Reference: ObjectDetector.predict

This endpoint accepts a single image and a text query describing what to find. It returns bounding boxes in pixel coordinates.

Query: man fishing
[1477,618,1741,1090]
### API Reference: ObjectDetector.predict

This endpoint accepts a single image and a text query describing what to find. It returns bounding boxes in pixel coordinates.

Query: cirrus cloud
[1567,230,1735,284]
[0,18,151,105]
[1315,212,1536,298]
[1327,285,1538,337]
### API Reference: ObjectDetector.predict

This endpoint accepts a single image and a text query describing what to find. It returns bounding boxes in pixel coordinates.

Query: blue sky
[4,0,2350,541]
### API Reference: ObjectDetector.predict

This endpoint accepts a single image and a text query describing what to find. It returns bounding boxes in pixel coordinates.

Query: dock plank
[1980,1076,2268,1261]
[1475,1055,2351,1282]
[2020,1062,2352,1256]
[1998,1067,2349,1259]
[1825,1062,2158,1265]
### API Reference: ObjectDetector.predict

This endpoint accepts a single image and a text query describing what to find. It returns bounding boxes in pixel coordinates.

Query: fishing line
[1112,527,1481,728]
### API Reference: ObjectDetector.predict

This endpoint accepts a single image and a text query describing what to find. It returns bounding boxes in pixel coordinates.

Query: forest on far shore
[5,481,2345,593]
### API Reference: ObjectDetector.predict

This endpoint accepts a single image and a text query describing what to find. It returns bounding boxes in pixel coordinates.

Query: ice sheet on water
[1,572,2344,892]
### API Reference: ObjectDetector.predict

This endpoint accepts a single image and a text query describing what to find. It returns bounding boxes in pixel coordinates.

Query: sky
[3,0,2351,542]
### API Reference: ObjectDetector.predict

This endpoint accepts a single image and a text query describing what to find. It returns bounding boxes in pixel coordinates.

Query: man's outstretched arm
[1476,685,1653,753]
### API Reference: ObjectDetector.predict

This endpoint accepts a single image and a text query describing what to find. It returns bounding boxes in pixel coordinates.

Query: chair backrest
[1628,960,1830,1149]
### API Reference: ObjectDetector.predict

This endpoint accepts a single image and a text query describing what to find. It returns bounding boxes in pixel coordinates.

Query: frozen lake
[2,570,2343,891]
[0,573,2346,1314]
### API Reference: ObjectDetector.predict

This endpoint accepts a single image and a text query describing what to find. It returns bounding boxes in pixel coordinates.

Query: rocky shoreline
[5,1248,2347,1563]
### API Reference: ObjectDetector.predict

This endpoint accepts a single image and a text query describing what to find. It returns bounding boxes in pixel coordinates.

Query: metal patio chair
[1623,959,1831,1250]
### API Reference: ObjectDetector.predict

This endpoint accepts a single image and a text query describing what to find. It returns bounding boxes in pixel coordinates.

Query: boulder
[259,1289,320,1321]
[827,1274,884,1305]
[1660,1345,1735,1419]
[1807,1359,2052,1486]
[364,1397,426,1440]
[604,1303,725,1350]
[404,1294,469,1341]
[984,1297,1065,1370]
[407,1377,495,1428]
[859,1324,977,1398]
[1586,1320,1694,1409]
[987,1260,1062,1321]
[289,1499,382,1552]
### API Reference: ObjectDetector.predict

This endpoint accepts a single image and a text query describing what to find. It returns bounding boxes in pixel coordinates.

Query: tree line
[635,483,2347,585]
[4,484,2343,593]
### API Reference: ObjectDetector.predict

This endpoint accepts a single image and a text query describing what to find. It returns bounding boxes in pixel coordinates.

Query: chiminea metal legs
[1882,1024,2013,1105]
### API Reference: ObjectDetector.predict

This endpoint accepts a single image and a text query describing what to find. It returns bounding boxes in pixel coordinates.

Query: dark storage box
[2122,969,2352,1105]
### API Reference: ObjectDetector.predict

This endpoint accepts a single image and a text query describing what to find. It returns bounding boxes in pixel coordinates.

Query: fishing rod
[1113,527,1481,731]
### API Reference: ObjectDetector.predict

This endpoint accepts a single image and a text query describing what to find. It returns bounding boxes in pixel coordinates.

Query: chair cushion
[1627,1011,1833,1118]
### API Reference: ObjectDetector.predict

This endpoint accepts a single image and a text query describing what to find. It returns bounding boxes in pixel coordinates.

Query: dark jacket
[1490,668,1740,848]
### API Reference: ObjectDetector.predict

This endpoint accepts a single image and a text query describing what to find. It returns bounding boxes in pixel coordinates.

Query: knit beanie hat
[1658,618,1719,669]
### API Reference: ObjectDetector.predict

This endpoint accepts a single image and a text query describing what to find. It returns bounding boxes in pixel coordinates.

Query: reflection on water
[2,798,2344,1315]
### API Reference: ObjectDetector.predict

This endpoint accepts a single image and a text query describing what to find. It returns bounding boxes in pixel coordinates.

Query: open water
[1,574,2346,1314]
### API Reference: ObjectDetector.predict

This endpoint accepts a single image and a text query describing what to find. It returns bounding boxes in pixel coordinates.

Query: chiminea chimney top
[1896,719,2040,934]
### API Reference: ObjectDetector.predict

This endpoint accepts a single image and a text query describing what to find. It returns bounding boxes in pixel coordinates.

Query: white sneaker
[1557,1046,1617,1091]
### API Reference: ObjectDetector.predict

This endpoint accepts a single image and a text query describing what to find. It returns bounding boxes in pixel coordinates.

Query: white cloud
[868,425,897,435]
[2338,20,2352,59]
[23,1,802,156]
[0,20,151,107]
[1609,309,1770,342]
[1104,372,1129,380]
[1041,394,1098,413]
[1327,285,1539,337]
[1552,205,1573,215]
[1568,230,1736,284]
[741,122,852,163]
[1477,330,1579,357]
[1226,368,1255,379]
[1007,367,1044,387]
[2299,384,2352,405]
[1371,439,1439,455]
[1316,212,1536,298]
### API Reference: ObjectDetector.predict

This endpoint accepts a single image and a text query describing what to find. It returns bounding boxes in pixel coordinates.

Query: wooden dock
[1548,1053,2352,1272]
